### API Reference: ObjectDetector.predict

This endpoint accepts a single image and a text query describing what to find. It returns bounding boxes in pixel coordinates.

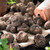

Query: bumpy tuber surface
[34,34,46,47]
[26,7,34,16]
[33,16,45,26]
[16,31,28,43]
[0,21,7,30]
[30,24,42,35]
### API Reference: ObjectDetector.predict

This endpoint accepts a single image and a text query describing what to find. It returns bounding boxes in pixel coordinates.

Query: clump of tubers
[0,12,14,21]
[30,24,42,35]
[6,15,24,26]
[17,29,50,48]
[16,31,28,43]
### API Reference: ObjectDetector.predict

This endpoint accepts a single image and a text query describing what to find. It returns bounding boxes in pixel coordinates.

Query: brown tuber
[6,24,16,33]
[0,21,7,30]
[27,2,35,8]
[1,29,50,48]
[23,16,33,26]
[16,31,28,43]
[26,7,34,16]
[17,23,29,32]
[0,12,14,21]
[33,16,45,26]
[30,24,42,35]
[34,34,46,47]
[44,20,50,29]
[6,15,24,26]
[17,3,26,15]
[1,34,14,43]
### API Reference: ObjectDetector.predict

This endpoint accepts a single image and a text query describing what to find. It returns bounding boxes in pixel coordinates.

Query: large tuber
[30,24,42,35]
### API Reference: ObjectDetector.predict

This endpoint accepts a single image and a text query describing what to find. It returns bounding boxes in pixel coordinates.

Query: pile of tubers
[0,1,50,50]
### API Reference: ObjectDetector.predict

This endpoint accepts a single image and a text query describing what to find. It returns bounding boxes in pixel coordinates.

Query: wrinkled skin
[34,34,46,47]
[16,31,28,43]
[33,16,45,26]
[30,24,42,35]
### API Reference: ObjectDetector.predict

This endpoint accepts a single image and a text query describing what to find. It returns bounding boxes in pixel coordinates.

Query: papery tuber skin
[17,23,29,32]
[30,24,42,35]
[44,20,50,29]
[1,34,14,43]
[16,31,28,43]
[0,21,7,30]
[34,34,46,47]
[33,16,45,26]
[6,24,16,33]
